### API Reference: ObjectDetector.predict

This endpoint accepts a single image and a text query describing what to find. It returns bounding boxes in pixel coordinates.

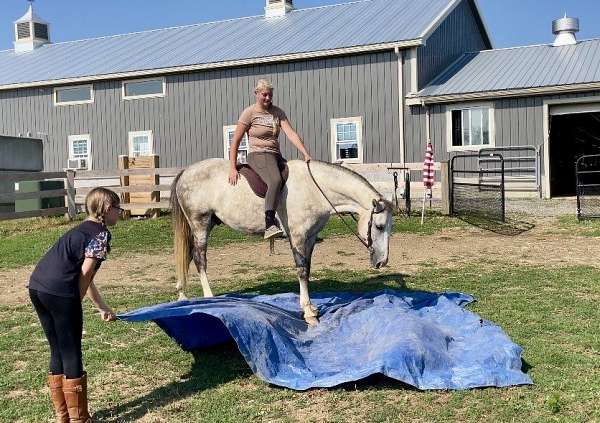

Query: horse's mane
[308,160,382,197]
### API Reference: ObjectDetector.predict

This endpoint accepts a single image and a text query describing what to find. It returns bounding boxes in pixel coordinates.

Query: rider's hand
[228,168,240,185]
[303,153,312,163]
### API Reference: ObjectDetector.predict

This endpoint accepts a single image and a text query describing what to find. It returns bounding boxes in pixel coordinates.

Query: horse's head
[358,198,393,269]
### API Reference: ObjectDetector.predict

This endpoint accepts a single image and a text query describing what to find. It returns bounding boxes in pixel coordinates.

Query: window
[54,85,93,106]
[330,117,363,163]
[223,125,249,163]
[67,134,91,170]
[122,78,165,100]
[447,104,494,151]
[128,131,153,157]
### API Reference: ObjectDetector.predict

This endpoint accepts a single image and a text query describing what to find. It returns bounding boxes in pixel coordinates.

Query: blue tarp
[118,290,532,391]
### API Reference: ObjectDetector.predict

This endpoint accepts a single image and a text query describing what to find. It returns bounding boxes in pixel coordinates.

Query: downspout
[424,101,431,145]
[395,46,405,165]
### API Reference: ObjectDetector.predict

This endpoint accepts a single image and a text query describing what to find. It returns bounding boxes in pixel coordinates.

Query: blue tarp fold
[118,290,532,390]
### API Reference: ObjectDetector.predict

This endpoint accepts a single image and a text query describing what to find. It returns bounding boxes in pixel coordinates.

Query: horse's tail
[170,170,192,291]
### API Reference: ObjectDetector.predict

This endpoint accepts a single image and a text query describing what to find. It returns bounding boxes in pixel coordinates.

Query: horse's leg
[176,247,193,300]
[190,214,215,298]
[291,233,319,326]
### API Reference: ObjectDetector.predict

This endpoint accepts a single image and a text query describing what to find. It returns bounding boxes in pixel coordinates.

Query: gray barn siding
[417,0,489,90]
[404,0,488,165]
[407,90,600,175]
[0,51,401,171]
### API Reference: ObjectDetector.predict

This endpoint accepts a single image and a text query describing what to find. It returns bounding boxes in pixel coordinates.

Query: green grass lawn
[557,215,600,237]
[0,212,461,269]
[1,264,598,422]
[2,212,598,421]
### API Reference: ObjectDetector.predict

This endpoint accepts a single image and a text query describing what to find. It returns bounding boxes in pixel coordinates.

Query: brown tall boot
[62,373,92,423]
[47,374,69,423]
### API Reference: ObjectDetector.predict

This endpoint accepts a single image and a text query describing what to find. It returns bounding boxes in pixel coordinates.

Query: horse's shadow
[236,272,410,295]
[94,274,415,421]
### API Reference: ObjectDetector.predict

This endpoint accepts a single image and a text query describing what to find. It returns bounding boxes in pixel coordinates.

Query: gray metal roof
[415,38,600,100]
[0,0,457,88]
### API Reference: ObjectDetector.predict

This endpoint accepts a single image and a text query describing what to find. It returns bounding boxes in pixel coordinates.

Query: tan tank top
[238,104,287,154]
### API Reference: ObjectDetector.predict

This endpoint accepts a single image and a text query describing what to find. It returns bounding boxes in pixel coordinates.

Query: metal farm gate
[576,154,600,220]
[451,153,506,222]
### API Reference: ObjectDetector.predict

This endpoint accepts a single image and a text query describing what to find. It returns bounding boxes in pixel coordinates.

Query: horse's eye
[375,225,384,231]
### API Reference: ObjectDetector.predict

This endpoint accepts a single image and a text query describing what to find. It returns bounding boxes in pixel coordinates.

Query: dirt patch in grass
[2,218,599,306]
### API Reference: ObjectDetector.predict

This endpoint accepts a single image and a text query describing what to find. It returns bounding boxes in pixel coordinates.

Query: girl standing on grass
[27,187,122,423]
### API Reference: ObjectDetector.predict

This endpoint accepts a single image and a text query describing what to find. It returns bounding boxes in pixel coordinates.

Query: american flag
[422,142,435,188]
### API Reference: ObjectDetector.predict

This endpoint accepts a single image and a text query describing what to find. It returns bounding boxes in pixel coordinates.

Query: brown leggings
[247,152,287,211]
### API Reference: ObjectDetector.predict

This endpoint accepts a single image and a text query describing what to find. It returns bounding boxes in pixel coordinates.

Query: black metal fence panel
[451,153,505,222]
[576,154,600,220]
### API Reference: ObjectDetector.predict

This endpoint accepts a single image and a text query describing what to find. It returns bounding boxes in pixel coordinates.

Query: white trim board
[549,102,600,115]
[542,96,600,199]
[407,81,600,105]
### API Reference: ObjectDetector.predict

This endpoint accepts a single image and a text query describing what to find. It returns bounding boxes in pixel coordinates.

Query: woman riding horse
[228,79,311,239]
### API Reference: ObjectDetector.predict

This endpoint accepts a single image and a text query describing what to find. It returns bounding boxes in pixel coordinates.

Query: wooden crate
[118,155,160,218]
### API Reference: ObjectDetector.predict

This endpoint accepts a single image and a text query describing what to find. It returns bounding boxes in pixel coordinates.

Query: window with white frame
[448,105,494,150]
[331,117,363,163]
[67,134,91,170]
[128,130,153,157]
[54,85,93,106]
[223,125,249,163]
[122,78,165,100]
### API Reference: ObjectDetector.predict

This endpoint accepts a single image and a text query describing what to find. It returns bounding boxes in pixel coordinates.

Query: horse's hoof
[305,316,319,326]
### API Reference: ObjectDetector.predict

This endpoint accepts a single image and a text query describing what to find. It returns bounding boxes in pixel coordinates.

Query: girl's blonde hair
[85,188,120,222]
[254,79,274,94]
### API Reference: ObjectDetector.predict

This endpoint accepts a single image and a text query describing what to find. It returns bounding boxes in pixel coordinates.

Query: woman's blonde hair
[85,187,120,222]
[254,79,274,94]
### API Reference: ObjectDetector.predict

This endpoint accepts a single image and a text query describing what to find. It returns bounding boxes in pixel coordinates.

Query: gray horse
[170,158,393,325]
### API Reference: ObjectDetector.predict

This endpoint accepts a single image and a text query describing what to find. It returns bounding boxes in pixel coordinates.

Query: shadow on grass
[235,273,409,296]
[93,342,251,422]
[458,215,535,236]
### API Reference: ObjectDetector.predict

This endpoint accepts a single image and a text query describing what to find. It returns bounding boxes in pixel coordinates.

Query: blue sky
[2,0,600,51]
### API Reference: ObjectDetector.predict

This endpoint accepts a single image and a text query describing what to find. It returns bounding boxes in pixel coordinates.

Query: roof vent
[552,16,579,47]
[265,0,294,18]
[13,1,50,53]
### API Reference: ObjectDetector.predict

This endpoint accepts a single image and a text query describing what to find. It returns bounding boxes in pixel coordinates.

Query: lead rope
[306,161,372,250]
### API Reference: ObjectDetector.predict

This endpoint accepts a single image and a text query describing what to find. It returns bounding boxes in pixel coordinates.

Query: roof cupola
[552,15,579,47]
[14,1,50,53]
[265,0,294,18]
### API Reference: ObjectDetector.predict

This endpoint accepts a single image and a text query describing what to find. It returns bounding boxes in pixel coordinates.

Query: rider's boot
[264,210,283,240]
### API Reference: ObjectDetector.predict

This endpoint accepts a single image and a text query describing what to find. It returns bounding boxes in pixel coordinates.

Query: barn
[0,0,491,197]
[407,17,600,198]
[1,0,598,199]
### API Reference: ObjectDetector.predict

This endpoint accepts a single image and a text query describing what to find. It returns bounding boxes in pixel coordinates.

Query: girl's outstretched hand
[99,308,117,322]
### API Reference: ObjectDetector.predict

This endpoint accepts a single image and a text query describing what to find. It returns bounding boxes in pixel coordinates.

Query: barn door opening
[549,111,600,197]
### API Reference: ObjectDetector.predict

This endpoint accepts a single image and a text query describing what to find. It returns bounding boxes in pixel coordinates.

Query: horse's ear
[373,198,385,212]
[381,198,395,211]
